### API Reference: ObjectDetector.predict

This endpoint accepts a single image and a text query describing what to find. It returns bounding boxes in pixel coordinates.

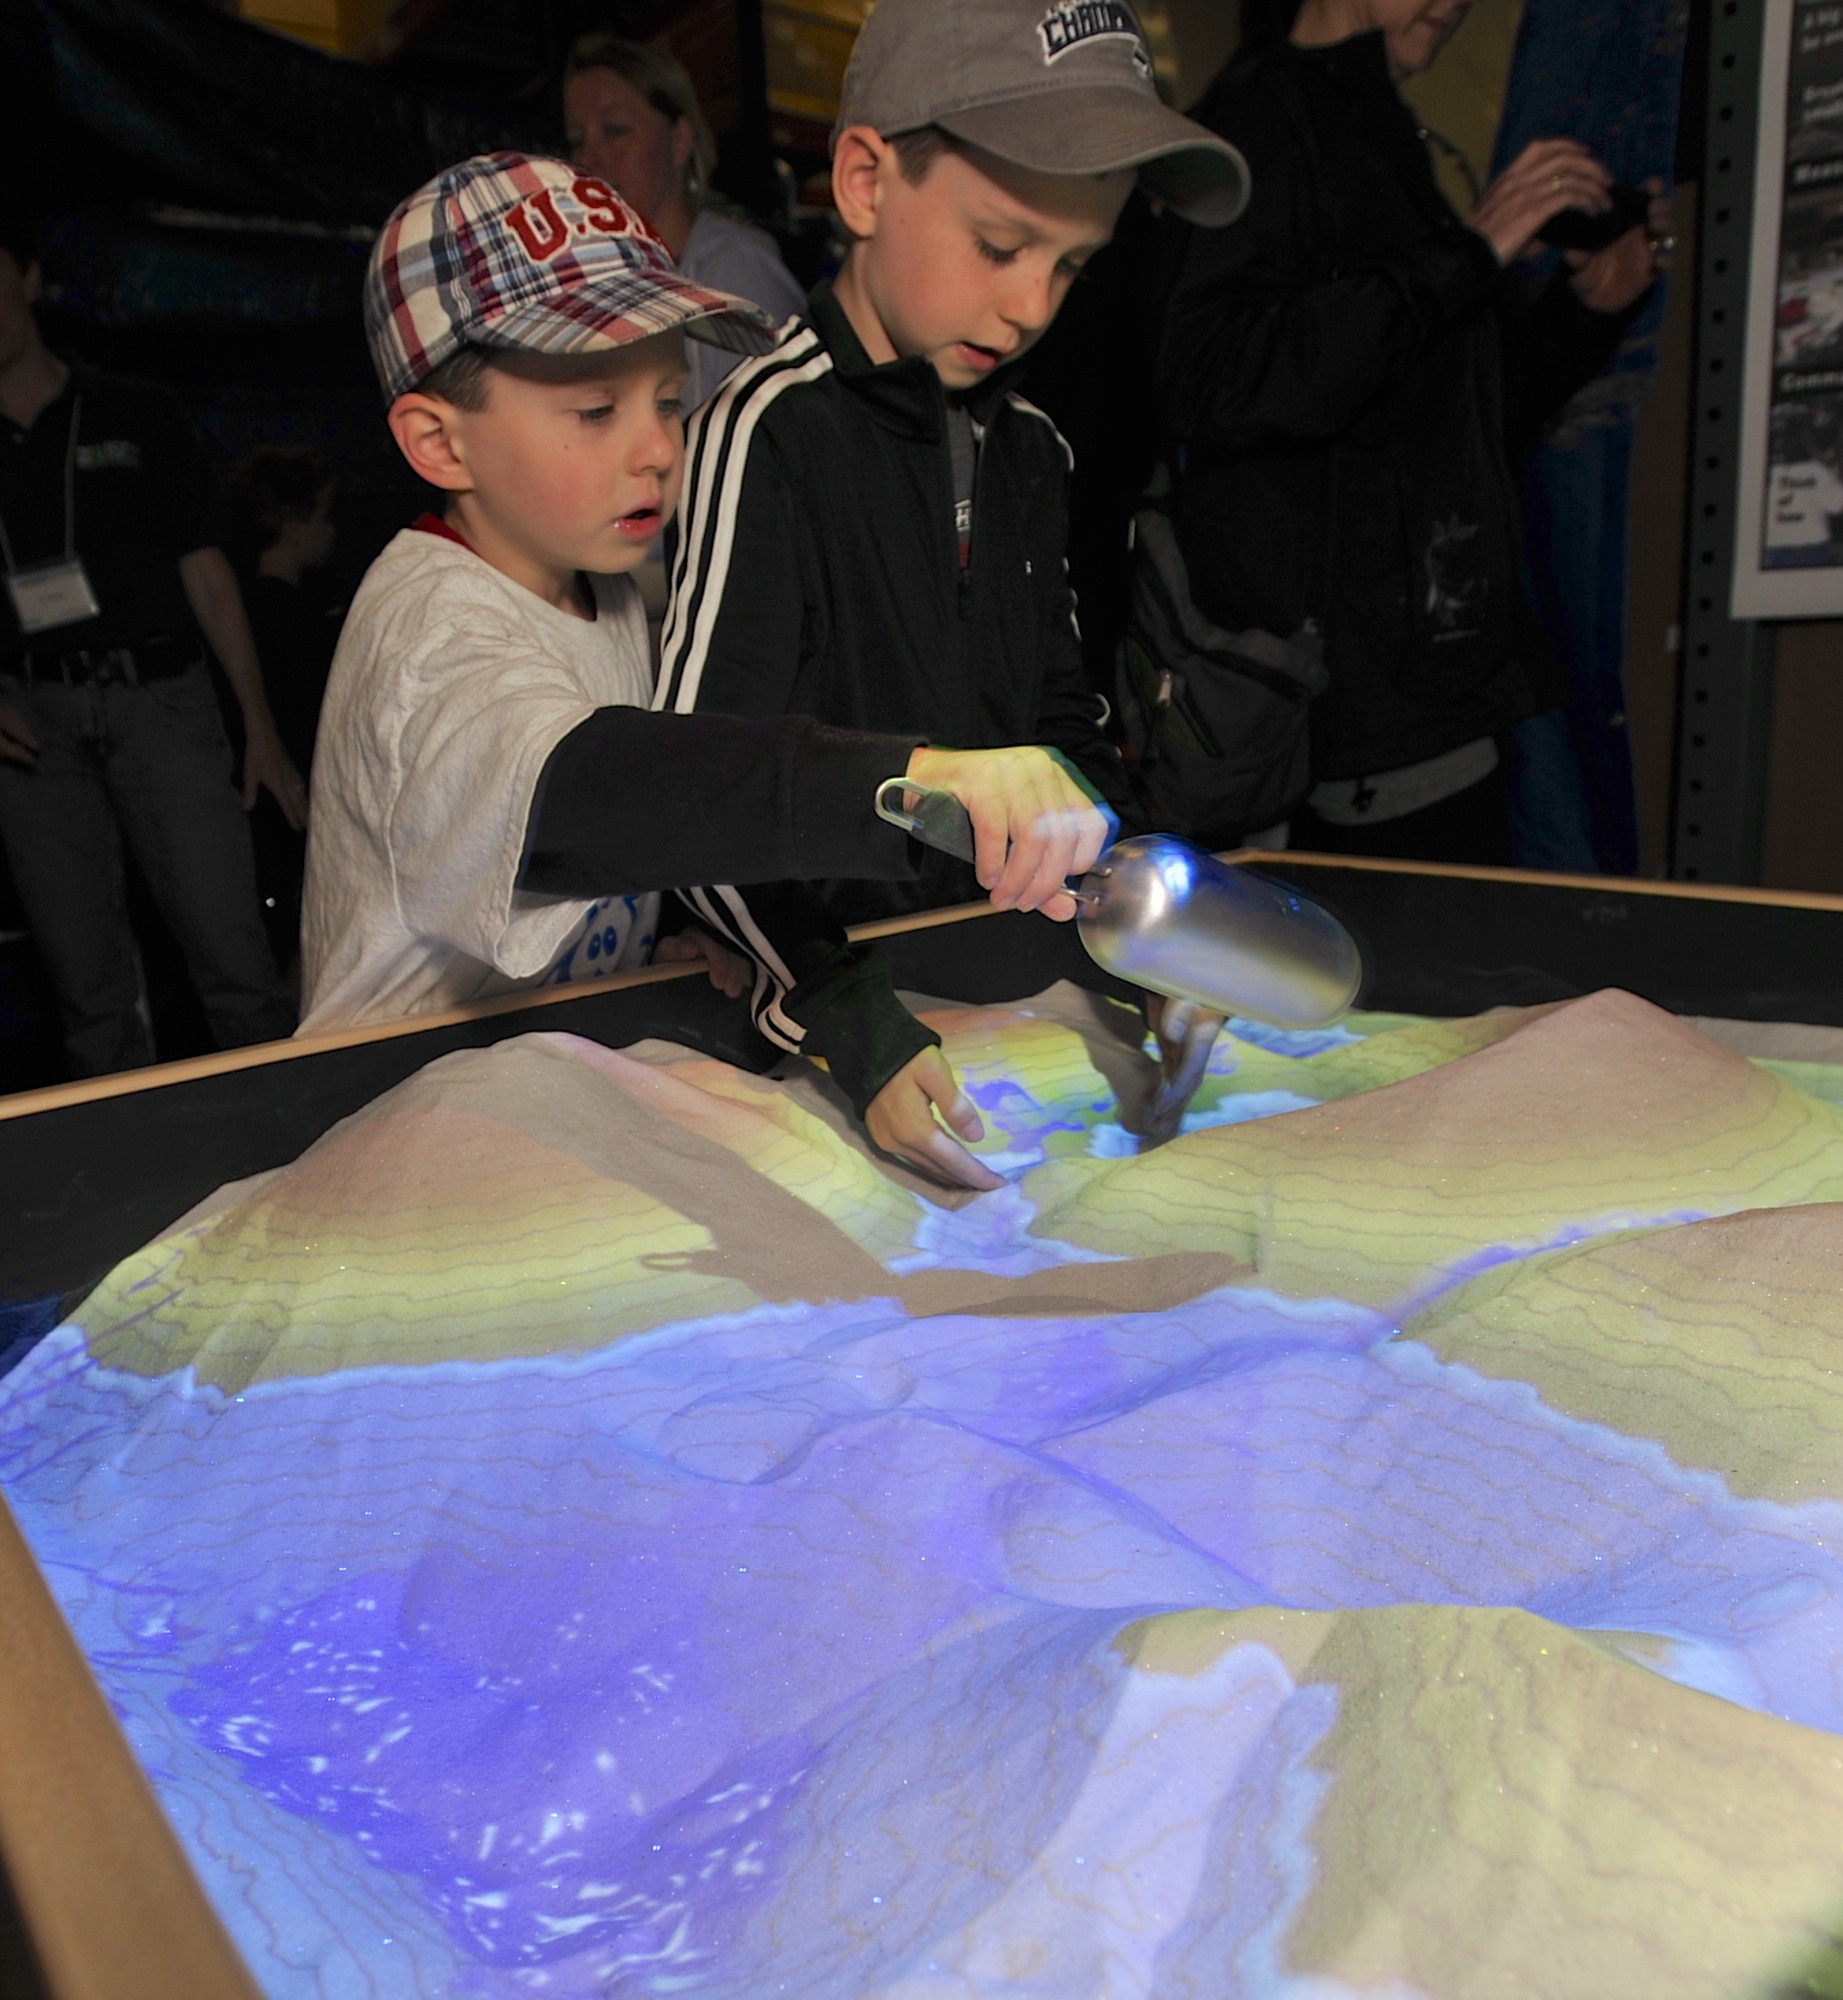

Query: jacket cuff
[783,943,940,1119]
[789,724,927,881]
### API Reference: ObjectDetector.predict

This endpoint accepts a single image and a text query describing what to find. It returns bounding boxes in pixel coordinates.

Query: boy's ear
[387,393,472,493]
[832,126,892,243]
[20,261,41,307]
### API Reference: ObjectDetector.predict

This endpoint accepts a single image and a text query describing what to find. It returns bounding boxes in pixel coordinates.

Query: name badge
[5,557,103,635]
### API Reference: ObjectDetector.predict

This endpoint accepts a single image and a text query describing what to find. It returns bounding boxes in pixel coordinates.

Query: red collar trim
[413,511,475,552]
[410,512,598,619]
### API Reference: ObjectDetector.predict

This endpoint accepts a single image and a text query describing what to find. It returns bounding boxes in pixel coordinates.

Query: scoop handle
[873,779,980,864]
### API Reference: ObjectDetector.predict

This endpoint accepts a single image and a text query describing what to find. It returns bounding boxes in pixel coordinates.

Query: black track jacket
[655,282,1127,1115]
[1151,30,1629,781]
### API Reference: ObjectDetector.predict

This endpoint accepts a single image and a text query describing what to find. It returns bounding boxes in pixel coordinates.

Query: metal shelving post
[1672,0,1778,884]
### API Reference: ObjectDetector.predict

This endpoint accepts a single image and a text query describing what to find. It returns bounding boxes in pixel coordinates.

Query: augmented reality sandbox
[7,983,1843,1997]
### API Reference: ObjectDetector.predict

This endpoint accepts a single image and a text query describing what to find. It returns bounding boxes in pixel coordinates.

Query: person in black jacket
[1150,0,1668,862]
[659,0,1250,1188]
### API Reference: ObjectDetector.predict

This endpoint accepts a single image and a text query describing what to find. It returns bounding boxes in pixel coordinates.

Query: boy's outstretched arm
[521,717,1106,907]
[521,715,1104,1192]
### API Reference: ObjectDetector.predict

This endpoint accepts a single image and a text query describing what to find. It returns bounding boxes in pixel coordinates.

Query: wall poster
[1735,0,1843,617]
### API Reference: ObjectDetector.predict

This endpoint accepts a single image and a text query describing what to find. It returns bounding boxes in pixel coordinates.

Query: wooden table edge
[0,1492,261,2000]
[6,856,1842,1130]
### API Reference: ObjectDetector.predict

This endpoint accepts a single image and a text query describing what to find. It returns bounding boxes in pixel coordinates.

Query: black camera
[1540,182,1652,253]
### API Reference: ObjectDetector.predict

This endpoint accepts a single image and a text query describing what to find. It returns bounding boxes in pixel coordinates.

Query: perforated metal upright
[1672,0,1776,883]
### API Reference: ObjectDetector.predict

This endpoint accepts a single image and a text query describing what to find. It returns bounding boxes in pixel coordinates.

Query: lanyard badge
[5,557,102,634]
[0,393,102,635]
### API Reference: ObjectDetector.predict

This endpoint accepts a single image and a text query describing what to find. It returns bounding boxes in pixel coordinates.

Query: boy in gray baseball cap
[834,0,1248,228]
[658,0,1248,1188]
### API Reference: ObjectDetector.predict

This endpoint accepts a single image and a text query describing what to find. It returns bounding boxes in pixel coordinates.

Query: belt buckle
[85,649,135,687]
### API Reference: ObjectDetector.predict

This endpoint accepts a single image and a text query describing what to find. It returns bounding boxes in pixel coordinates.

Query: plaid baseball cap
[834,0,1250,228]
[365,152,783,402]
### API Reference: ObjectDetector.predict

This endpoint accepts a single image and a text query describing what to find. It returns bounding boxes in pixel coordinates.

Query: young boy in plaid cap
[658,0,1248,1187]
[300,152,1110,1042]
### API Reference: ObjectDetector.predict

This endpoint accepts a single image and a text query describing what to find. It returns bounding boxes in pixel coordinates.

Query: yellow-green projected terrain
[6,985,1843,1999]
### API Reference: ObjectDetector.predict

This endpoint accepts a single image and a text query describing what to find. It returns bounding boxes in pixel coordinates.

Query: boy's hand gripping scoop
[875,781,1365,1033]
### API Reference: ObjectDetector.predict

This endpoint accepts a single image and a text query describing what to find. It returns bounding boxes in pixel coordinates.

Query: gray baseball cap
[833,0,1250,228]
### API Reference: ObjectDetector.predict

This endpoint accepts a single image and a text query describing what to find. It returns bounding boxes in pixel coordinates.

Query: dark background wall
[1,0,1837,895]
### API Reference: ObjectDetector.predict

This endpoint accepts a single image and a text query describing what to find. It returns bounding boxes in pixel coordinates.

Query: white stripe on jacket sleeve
[656,329,833,716]
[659,329,837,1054]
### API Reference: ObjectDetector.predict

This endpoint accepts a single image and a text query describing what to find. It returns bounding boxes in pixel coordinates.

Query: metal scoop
[875,781,1364,1032]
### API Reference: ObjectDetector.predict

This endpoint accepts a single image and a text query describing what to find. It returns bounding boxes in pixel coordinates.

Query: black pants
[1289,763,1515,868]
[0,664,292,1075]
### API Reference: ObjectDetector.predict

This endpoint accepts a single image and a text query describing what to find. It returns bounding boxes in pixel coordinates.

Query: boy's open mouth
[614,503,663,539]
[955,341,1007,373]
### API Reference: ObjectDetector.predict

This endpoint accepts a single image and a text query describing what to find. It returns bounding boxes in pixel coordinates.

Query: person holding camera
[1143,0,1668,863]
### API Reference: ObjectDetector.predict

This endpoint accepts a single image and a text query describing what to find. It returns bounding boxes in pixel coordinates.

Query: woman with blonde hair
[564,32,805,410]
